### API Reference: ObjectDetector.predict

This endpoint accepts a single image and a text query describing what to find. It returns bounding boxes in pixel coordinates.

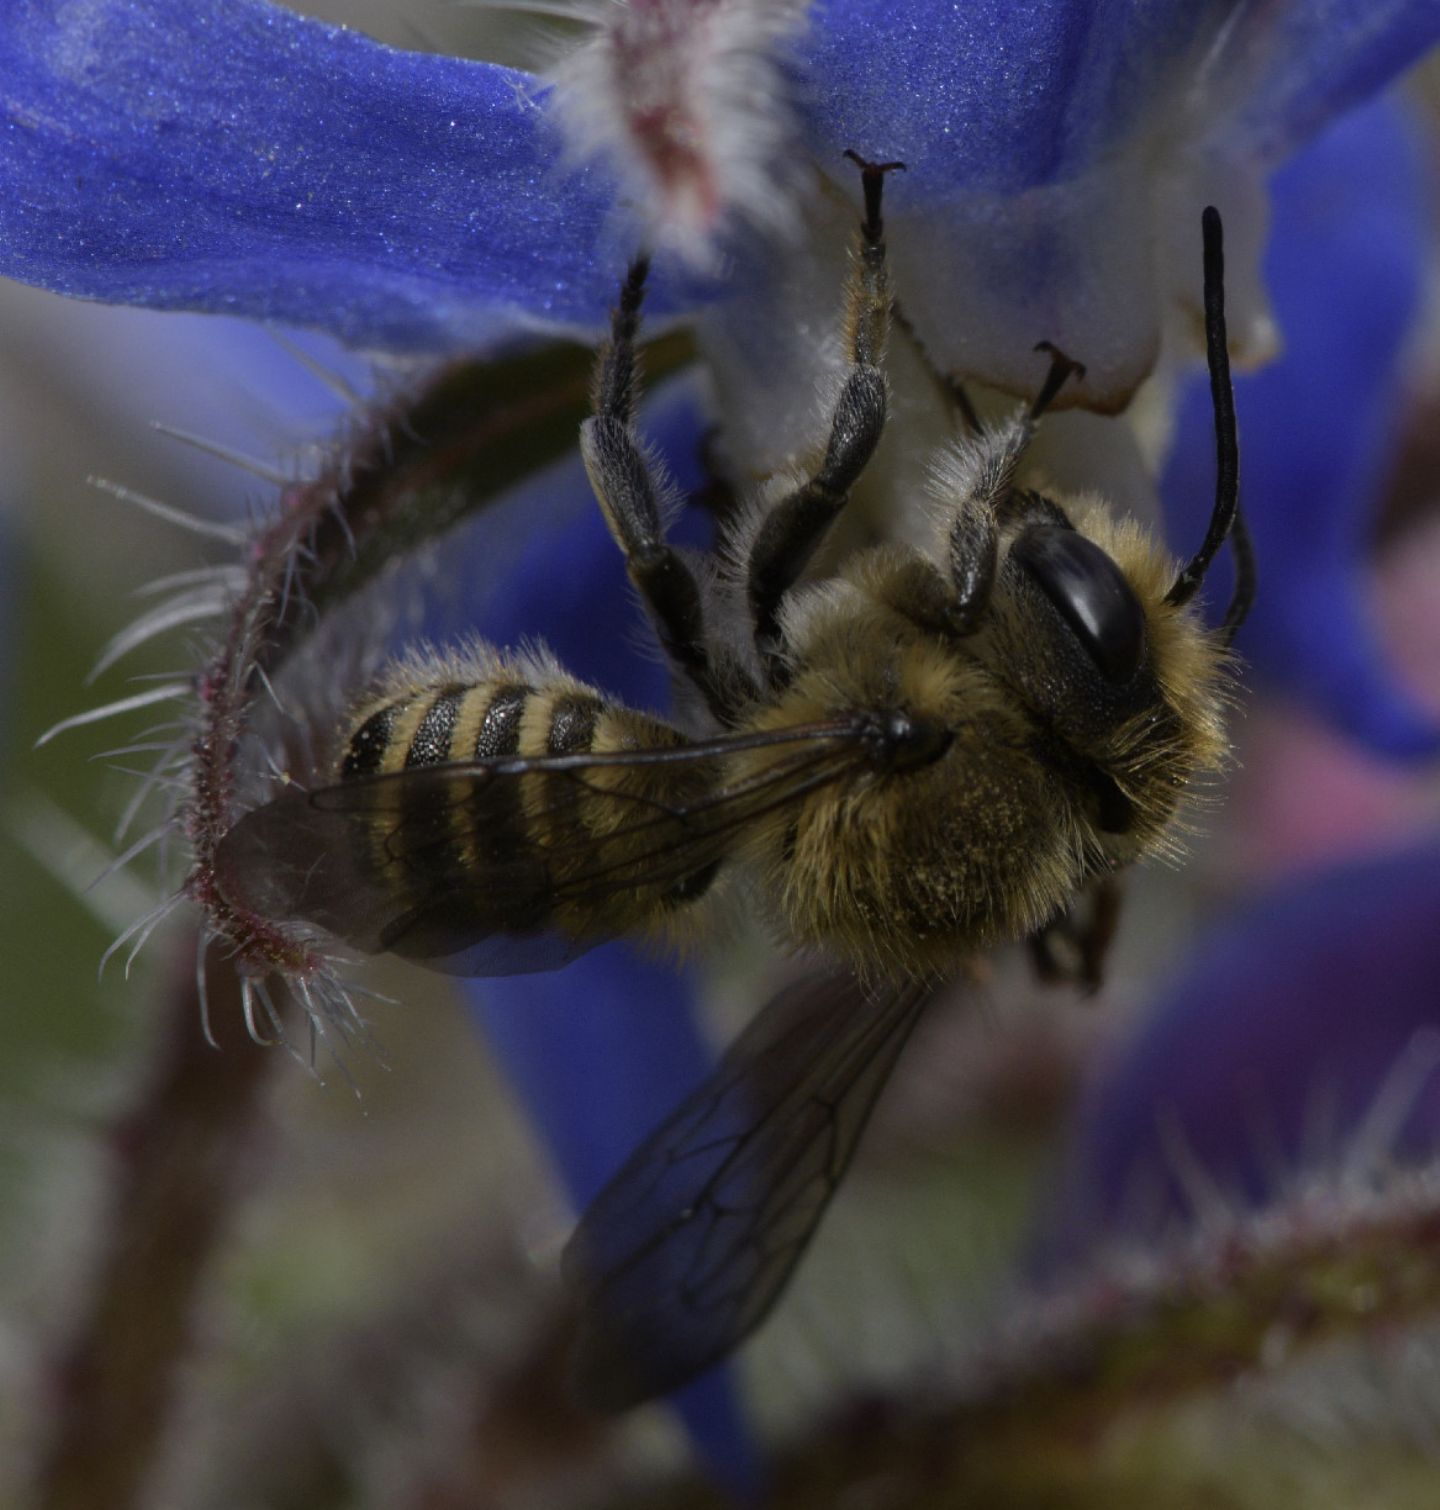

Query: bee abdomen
[474,684,527,759]
[334,668,719,954]
[404,687,465,767]
[546,692,603,755]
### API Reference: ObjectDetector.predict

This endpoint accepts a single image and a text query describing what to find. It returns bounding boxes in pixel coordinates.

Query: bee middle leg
[581,258,750,724]
[744,153,902,681]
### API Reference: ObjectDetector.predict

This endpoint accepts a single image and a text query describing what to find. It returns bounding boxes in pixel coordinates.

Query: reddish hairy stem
[599,1172,1440,1506]
[34,939,284,1510]
[184,336,690,978]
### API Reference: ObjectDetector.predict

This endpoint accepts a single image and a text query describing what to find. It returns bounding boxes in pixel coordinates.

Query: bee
[214,154,1251,1410]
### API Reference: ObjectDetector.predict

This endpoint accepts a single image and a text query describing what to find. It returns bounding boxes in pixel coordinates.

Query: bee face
[983,497,1231,863]
[213,161,1250,1409]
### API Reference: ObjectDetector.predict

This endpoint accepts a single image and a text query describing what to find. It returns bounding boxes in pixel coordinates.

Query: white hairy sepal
[550,0,811,266]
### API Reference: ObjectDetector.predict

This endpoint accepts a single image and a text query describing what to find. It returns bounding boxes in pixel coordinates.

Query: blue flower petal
[803,0,1438,198]
[1231,1,1440,165]
[451,379,757,1479]
[470,946,711,1229]
[1040,841,1440,1268]
[804,0,1231,194]
[471,946,761,1490]
[790,2,1439,410]
[0,0,657,349]
[1161,94,1439,760]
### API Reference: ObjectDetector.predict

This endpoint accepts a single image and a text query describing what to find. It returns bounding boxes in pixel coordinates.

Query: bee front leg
[944,495,1000,635]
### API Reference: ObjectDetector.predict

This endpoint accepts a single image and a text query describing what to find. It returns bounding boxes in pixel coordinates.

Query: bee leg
[744,153,902,680]
[582,258,754,724]
[928,341,1089,633]
[944,496,1000,635]
[840,150,905,367]
[1028,875,1122,995]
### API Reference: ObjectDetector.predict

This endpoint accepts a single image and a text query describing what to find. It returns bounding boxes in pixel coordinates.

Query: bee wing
[213,722,868,976]
[562,971,934,1411]
[213,771,569,975]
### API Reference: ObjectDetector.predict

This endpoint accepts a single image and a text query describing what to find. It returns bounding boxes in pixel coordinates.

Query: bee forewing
[562,971,934,1410]
[213,727,870,977]
[212,773,584,974]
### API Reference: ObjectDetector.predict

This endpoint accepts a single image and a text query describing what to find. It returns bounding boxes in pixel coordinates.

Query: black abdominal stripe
[341,679,606,776]
[328,677,720,963]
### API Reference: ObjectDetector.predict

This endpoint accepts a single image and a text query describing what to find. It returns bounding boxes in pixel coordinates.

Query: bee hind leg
[743,153,903,683]
[581,258,751,724]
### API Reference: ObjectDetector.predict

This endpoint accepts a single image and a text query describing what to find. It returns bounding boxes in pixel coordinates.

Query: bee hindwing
[563,971,934,1409]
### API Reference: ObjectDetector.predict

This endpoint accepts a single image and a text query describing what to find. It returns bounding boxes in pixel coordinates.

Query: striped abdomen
[341,676,598,778]
[331,669,724,963]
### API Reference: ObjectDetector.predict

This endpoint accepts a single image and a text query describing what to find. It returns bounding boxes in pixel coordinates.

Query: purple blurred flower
[1042,840,1440,1272]
[1164,94,1439,759]
[4,0,1439,1479]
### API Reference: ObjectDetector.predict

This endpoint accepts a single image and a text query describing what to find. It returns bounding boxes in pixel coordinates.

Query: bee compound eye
[1010,525,1147,685]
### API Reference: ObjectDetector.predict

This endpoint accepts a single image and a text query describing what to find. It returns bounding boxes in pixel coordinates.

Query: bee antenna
[1166,206,1247,620]
[1220,502,1255,644]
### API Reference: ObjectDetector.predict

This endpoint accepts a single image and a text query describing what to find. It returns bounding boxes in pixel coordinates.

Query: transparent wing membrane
[563,972,934,1409]
[213,721,868,975]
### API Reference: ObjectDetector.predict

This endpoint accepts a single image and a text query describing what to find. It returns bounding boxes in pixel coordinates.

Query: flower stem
[34,938,284,1510]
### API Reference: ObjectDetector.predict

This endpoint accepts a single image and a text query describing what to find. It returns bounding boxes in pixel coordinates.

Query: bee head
[990,206,1249,862]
